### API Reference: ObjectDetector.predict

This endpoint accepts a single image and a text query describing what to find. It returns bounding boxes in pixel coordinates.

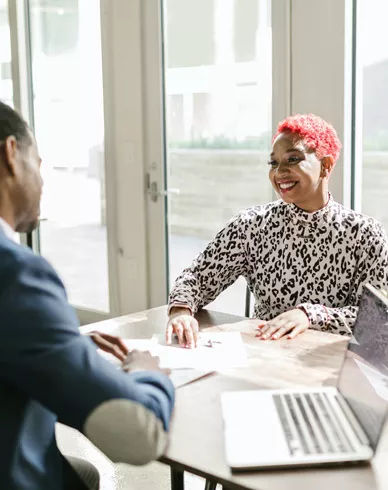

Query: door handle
[146,175,180,202]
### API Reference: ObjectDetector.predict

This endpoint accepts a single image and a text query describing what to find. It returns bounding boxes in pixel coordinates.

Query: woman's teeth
[279,182,296,190]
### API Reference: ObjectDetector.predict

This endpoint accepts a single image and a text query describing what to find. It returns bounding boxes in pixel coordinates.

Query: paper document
[97,338,157,367]
[151,332,248,370]
[97,332,247,387]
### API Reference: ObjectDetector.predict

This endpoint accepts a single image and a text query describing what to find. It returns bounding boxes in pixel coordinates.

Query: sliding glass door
[165,0,273,315]
[5,0,355,321]
[28,0,110,318]
[6,0,128,323]
[145,0,276,315]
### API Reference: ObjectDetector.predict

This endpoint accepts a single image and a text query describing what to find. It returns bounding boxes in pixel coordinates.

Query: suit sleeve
[0,253,175,465]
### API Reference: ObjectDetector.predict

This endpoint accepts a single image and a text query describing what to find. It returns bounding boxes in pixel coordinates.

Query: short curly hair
[273,113,342,163]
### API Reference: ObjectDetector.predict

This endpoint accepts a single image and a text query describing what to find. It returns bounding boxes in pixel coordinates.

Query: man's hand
[122,350,170,376]
[166,307,199,348]
[256,308,309,340]
[88,331,129,362]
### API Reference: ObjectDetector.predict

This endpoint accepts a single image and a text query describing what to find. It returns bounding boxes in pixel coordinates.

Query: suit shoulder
[0,238,60,287]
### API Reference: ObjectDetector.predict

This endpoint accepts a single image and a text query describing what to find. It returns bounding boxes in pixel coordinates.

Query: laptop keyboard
[273,392,357,456]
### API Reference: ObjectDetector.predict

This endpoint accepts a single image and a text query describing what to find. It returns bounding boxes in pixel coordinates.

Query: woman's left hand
[256,308,309,340]
[87,331,129,361]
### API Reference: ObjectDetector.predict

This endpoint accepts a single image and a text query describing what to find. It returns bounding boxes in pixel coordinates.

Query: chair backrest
[244,285,252,317]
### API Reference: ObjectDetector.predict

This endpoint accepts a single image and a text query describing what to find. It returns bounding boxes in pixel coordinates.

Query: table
[81,306,388,490]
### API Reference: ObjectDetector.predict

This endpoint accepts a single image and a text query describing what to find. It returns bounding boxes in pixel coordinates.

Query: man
[0,101,175,489]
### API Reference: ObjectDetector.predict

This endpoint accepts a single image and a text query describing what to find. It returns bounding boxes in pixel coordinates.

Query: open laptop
[221,283,388,470]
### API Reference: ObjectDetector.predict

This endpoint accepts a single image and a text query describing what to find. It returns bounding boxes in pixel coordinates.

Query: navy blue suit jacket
[0,229,174,489]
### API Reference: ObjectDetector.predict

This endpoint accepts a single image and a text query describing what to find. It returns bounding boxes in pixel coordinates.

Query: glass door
[353,0,388,230]
[155,0,274,315]
[8,0,164,322]
[0,0,13,105]
[27,0,111,322]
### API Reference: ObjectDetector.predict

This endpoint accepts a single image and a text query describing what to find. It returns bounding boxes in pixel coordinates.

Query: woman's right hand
[166,307,199,348]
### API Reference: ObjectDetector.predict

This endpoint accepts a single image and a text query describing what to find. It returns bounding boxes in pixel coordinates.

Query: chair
[245,284,252,317]
[66,456,100,490]
[204,481,218,490]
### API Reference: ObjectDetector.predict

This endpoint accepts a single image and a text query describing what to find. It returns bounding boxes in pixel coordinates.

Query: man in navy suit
[0,101,175,489]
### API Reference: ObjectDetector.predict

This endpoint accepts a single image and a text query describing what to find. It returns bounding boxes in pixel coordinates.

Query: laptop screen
[338,285,388,449]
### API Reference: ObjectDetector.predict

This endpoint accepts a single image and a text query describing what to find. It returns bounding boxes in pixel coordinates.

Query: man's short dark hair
[0,101,31,148]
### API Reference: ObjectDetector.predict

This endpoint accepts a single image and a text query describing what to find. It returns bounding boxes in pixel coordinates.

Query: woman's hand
[166,307,199,348]
[256,308,309,340]
[87,331,129,361]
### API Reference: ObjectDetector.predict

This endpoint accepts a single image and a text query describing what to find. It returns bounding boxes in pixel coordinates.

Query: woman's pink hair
[273,114,342,163]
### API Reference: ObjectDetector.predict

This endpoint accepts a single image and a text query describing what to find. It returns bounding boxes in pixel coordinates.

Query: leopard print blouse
[168,196,388,335]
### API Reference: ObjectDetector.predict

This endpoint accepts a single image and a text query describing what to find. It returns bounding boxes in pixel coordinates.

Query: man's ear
[3,136,19,177]
[320,155,335,178]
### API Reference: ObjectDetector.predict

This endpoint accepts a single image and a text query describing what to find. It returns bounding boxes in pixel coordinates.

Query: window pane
[29,0,109,312]
[166,0,215,68]
[164,0,272,315]
[0,0,13,105]
[359,0,388,231]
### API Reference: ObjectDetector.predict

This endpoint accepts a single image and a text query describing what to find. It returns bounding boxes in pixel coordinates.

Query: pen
[202,339,222,348]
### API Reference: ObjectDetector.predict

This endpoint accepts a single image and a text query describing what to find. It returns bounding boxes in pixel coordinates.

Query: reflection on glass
[0,0,13,105]
[29,0,109,312]
[359,0,388,232]
[164,0,272,315]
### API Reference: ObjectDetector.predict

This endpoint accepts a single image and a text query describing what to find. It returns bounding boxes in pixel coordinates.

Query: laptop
[221,283,388,470]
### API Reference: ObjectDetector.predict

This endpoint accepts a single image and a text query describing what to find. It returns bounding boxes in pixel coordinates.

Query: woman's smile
[276,180,299,194]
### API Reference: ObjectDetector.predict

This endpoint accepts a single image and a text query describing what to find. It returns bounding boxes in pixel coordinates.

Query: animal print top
[168,196,388,335]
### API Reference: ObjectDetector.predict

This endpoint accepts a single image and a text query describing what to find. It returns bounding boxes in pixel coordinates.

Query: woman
[166,114,388,347]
